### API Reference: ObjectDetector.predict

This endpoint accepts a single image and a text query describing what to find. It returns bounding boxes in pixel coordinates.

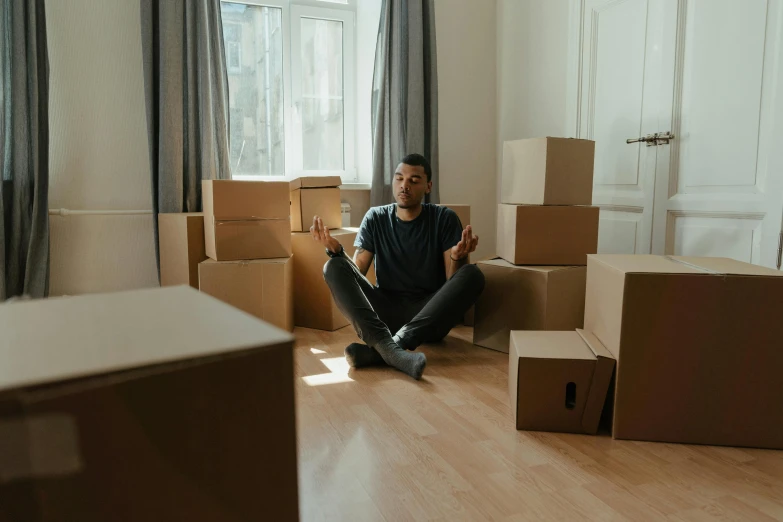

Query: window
[221,0,356,182]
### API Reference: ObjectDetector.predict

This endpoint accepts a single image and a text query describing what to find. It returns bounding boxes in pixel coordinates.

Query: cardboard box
[291,228,375,331]
[291,189,341,232]
[509,329,615,434]
[202,180,291,261]
[473,259,586,353]
[585,255,783,449]
[199,257,294,332]
[501,137,595,205]
[0,286,298,522]
[158,212,206,289]
[497,204,599,266]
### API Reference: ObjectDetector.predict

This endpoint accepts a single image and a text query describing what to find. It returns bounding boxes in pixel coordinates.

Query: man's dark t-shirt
[354,204,463,297]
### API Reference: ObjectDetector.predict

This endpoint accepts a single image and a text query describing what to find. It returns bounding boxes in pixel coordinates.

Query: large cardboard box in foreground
[203,180,291,261]
[291,228,375,331]
[497,204,599,265]
[158,212,207,288]
[290,175,342,232]
[473,259,586,353]
[0,286,298,522]
[585,254,783,449]
[509,329,615,434]
[501,137,595,205]
[199,257,294,331]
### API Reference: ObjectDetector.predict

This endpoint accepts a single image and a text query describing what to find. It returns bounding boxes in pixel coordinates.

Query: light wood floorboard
[295,326,783,521]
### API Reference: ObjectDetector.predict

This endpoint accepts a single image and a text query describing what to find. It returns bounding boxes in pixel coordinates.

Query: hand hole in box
[565,382,576,410]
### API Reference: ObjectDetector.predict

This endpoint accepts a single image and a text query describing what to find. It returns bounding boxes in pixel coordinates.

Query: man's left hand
[451,225,479,261]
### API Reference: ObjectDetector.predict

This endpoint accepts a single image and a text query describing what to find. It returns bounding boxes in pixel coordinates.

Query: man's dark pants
[323,256,485,351]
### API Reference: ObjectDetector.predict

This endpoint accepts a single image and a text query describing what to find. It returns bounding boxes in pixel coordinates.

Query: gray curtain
[0,0,50,300]
[371,0,439,206]
[140,0,231,270]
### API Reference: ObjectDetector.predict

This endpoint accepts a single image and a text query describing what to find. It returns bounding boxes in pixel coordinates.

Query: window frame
[290,4,356,182]
[223,0,357,184]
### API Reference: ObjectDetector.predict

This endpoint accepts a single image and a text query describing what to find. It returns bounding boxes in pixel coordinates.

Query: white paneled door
[578,0,783,267]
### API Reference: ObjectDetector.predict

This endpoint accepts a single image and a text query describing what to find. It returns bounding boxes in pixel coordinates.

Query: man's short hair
[400,153,432,182]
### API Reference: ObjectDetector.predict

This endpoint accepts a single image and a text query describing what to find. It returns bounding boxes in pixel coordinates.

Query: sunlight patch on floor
[301,356,354,386]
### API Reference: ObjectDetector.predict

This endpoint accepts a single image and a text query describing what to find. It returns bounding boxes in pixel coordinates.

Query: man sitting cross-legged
[310,153,485,380]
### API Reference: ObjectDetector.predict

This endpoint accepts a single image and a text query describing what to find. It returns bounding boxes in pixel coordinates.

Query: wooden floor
[294,326,783,521]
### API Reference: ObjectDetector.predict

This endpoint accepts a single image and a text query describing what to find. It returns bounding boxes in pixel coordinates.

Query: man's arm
[353,247,374,276]
[311,214,375,276]
[444,249,469,280]
[445,225,479,280]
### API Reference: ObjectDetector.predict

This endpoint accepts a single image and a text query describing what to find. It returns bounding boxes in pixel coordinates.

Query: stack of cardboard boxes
[197,180,294,332]
[497,140,783,449]
[509,254,783,449]
[473,137,599,353]
[289,176,378,331]
[158,180,295,332]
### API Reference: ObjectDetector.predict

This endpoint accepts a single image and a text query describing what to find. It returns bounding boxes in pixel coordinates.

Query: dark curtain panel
[140,0,231,271]
[371,0,439,206]
[0,0,50,300]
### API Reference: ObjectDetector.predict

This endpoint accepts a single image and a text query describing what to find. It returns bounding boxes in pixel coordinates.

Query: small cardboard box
[199,257,294,332]
[473,259,586,353]
[158,212,206,289]
[501,137,595,205]
[509,329,615,434]
[497,204,599,266]
[203,180,291,261]
[0,286,298,522]
[291,228,375,331]
[585,255,783,449]
[290,176,342,232]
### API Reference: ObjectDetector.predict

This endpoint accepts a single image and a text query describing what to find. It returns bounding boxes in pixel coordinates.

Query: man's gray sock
[344,343,385,368]
[372,338,427,380]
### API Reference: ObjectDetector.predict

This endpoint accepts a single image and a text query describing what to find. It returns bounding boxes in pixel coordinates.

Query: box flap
[289,175,342,190]
[576,329,616,434]
[588,254,783,277]
[0,287,293,393]
[478,258,580,274]
[509,331,595,361]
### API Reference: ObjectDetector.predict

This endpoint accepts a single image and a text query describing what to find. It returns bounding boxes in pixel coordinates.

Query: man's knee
[458,263,485,292]
[323,255,351,282]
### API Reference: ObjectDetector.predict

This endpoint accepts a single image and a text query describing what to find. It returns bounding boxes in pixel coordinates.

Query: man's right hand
[310,215,341,253]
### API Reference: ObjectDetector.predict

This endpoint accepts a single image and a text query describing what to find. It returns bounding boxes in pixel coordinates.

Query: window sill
[339,183,371,191]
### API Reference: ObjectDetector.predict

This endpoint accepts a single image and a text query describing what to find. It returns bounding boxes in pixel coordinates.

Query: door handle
[626,132,675,146]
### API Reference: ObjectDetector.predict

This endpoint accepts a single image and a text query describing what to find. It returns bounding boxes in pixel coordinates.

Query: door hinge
[777,231,782,270]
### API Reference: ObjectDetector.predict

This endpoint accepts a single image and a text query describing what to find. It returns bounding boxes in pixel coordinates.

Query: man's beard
[395,193,421,209]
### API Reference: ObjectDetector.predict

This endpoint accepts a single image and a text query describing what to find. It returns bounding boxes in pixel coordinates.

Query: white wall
[47,0,158,296]
[496,0,574,200]
[435,0,498,260]
[497,0,573,141]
